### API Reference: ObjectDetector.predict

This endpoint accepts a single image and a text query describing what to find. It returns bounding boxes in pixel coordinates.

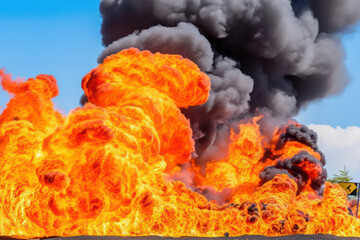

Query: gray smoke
[98,23,214,71]
[97,0,360,163]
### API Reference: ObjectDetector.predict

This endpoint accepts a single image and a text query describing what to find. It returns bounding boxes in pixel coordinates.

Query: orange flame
[0,48,359,238]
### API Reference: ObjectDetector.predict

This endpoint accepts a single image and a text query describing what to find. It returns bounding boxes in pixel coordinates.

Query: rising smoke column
[98,0,360,156]
[97,0,360,191]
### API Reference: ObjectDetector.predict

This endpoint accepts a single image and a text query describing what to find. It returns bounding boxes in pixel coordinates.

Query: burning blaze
[0,48,359,238]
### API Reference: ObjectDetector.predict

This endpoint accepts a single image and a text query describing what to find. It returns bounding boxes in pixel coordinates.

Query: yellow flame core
[0,48,359,238]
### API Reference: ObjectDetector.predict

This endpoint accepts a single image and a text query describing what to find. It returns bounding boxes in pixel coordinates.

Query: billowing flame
[0,48,359,238]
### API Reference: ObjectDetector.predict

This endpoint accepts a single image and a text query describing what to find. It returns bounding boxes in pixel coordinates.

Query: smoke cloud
[97,0,360,188]
[292,0,360,33]
[260,123,327,194]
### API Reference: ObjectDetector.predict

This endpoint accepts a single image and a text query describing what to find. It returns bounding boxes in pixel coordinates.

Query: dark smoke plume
[292,0,360,33]
[275,123,325,165]
[96,0,360,190]
[260,123,327,194]
[260,151,327,194]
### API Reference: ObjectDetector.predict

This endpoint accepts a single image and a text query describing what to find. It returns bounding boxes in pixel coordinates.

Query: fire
[0,48,359,238]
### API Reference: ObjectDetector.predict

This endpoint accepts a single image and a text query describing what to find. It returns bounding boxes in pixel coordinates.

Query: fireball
[0,48,358,238]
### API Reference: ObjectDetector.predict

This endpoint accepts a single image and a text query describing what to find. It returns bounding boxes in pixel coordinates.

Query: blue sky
[0,0,359,179]
[0,0,102,115]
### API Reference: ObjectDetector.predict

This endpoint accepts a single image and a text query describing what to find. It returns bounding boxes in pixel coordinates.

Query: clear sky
[0,0,102,115]
[0,0,359,179]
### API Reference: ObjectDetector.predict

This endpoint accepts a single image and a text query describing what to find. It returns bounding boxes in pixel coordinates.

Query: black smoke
[260,123,327,194]
[96,0,360,187]
[260,151,327,194]
[275,123,325,165]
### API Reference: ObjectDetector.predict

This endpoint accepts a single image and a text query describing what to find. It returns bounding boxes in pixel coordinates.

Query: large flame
[0,48,359,238]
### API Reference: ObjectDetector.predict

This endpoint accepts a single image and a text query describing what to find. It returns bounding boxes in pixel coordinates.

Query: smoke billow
[96,0,360,192]
[260,123,327,194]
[260,151,327,194]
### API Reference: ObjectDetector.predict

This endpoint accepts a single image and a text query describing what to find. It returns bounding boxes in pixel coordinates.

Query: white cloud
[308,124,360,181]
